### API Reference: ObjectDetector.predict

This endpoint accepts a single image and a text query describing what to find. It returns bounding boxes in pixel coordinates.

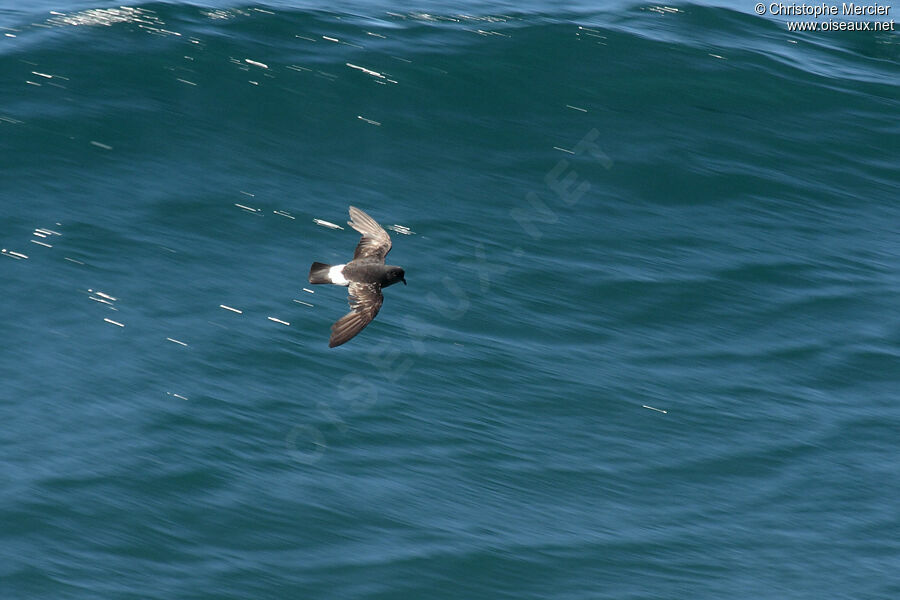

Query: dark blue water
[2,2,899,598]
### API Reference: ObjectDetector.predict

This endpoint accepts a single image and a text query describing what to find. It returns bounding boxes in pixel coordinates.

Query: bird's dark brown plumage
[308,206,406,348]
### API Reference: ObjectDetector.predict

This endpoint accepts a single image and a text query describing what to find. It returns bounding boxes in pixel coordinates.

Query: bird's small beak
[402,277,407,285]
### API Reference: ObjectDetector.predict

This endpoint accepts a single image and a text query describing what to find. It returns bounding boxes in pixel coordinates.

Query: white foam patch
[328,264,349,285]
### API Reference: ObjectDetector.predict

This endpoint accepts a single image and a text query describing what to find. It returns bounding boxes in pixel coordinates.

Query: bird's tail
[308,262,333,284]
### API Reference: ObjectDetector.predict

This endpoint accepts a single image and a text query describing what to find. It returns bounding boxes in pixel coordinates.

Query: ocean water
[2,1,899,598]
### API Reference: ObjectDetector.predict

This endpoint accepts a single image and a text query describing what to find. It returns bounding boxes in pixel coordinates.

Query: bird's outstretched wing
[348,206,392,262]
[329,281,384,347]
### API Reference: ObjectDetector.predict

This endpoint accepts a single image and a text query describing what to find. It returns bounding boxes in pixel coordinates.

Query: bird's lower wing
[329,282,383,347]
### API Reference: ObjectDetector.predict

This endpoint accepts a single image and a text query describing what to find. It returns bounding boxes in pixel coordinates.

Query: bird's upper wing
[348,206,392,262]
[329,281,384,347]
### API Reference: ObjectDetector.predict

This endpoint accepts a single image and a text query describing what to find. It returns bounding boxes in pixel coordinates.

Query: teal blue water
[2,2,899,598]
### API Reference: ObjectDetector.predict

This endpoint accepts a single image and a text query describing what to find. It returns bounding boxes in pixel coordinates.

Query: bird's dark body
[308,206,406,347]
[342,261,406,287]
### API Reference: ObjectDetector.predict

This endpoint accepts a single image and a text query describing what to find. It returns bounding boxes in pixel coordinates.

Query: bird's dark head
[385,266,406,287]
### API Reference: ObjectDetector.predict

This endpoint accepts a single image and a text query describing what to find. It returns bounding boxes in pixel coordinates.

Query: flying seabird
[308,206,406,347]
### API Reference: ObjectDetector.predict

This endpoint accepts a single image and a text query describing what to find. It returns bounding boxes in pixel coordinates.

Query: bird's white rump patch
[328,264,349,286]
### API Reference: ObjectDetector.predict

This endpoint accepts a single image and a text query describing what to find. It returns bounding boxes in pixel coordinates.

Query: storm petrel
[308,206,406,347]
